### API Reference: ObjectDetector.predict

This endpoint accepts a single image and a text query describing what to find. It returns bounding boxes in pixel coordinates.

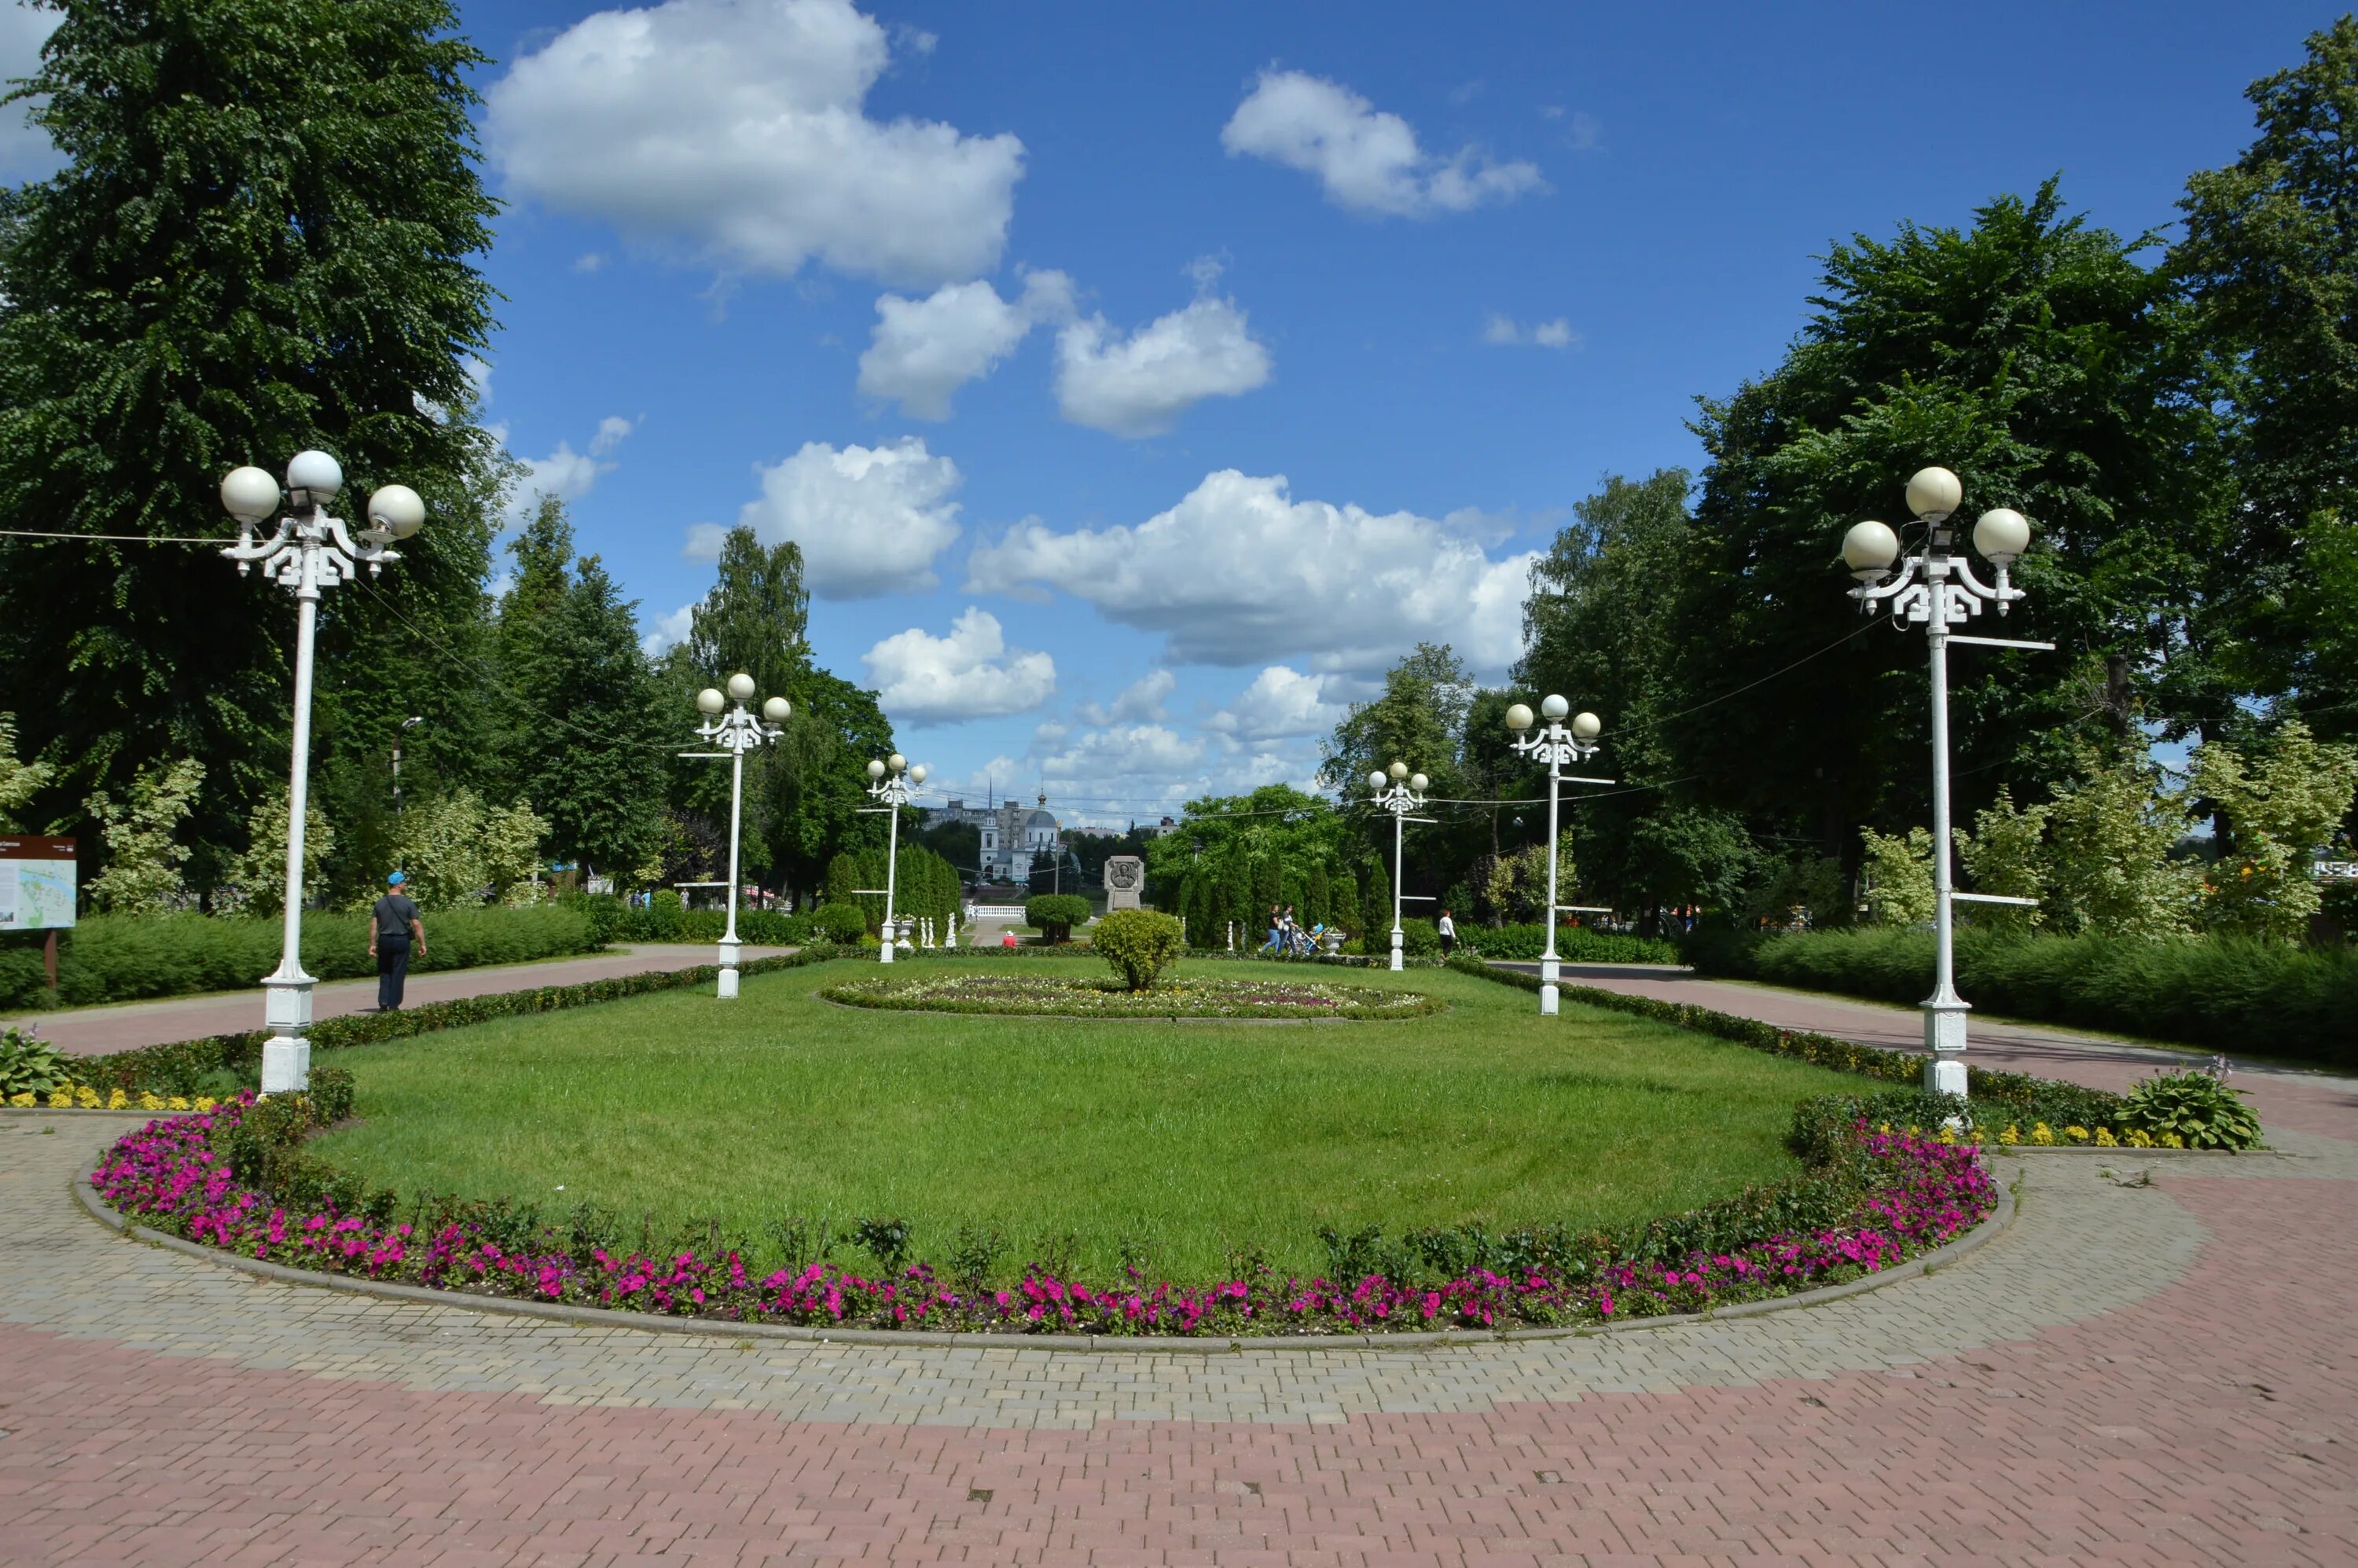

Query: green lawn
[311,957,1864,1280]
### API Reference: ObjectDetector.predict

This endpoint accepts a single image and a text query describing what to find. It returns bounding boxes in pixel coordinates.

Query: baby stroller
[1287,921,1325,957]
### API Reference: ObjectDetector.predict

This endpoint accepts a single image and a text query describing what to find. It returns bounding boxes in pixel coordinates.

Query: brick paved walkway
[9,944,792,1059]
[3,990,2356,1562]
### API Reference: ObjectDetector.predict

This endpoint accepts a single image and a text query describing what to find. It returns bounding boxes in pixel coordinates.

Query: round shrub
[1024,894,1092,942]
[1093,909,1185,991]
[812,902,869,945]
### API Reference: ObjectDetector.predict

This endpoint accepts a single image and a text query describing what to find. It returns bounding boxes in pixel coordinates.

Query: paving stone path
[3,993,2356,1562]
[11,944,792,1059]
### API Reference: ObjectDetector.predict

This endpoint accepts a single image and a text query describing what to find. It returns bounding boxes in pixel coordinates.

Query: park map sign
[0,836,76,931]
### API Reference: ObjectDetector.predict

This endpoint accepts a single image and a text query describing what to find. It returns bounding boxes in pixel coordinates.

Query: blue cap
[387,871,406,886]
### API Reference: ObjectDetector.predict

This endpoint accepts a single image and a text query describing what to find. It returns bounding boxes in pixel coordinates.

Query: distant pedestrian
[370,872,426,1011]
[1437,908,1456,958]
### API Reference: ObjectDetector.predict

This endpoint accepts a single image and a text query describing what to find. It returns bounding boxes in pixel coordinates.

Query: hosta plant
[2118,1068,2264,1151]
[0,1024,72,1097]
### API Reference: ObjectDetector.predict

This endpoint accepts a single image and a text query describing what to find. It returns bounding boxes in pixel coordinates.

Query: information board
[0,835,77,931]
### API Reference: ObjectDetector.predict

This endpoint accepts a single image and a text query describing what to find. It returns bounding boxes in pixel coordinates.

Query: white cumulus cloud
[1205,666,1345,742]
[858,270,1074,418]
[486,0,1023,287]
[497,414,637,527]
[1055,290,1272,437]
[1076,670,1175,727]
[641,602,696,657]
[1221,68,1542,219]
[733,436,964,598]
[1482,313,1579,349]
[1040,723,1205,780]
[967,469,1537,673]
[863,607,1056,724]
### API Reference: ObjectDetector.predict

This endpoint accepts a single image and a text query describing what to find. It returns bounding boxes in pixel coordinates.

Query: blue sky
[1,0,2328,823]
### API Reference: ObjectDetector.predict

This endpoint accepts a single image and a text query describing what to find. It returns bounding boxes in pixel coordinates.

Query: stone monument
[1103,855,1145,911]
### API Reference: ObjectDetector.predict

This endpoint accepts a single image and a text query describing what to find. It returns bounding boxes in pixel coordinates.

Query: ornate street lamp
[220,452,425,1094]
[863,753,927,963]
[1366,761,1431,972]
[692,674,789,997]
[1840,466,2049,1096]
[1504,698,1609,1015]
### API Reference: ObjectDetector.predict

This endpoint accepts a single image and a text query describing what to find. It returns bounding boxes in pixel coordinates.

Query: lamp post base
[1389,929,1404,972]
[716,938,741,999]
[1922,998,1969,1095]
[259,970,315,1095]
[879,931,895,964]
[1538,957,1560,1016]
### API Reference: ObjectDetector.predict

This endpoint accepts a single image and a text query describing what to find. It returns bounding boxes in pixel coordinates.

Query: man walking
[370,871,426,1011]
[1437,907,1456,958]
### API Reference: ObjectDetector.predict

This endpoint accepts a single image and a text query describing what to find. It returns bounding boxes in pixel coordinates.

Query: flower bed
[818,971,1444,1020]
[90,1093,1996,1337]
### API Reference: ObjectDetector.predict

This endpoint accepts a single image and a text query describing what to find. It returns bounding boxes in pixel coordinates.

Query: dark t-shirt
[373,892,420,941]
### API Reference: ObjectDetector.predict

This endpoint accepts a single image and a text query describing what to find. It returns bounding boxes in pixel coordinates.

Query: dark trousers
[376,935,411,1010]
[1439,934,1455,957]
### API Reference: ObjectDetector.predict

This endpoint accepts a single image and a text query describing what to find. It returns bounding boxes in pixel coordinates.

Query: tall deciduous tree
[0,0,504,880]
[2176,17,2358,742]
[1677,181,2231,882]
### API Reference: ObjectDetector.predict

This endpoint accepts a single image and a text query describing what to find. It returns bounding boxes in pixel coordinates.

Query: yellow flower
[2161,1131,2185,1149]
[167,1096,190,1111]
[194,1096,218,1112]
[75,1085,100,1108]
[1997,1125,2020,1146]
[6,1091,32,1107]
[2125,1127,2154,1148]
[138,1092,163,1111]
[1937,1126,1958,1145]
[2065,1125,2090,1144]
[48,1089,72,1108]
[1878,1122,1893,1135]
[105,1088,128,1110]
[2030,1122,2054,1146]
[2093,1127,2118,1148]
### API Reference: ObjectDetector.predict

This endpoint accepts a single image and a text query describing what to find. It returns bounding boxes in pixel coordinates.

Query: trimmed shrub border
[64,1126,2018,1352]
[1449,956,2138,1132]
[57,946,850,1098]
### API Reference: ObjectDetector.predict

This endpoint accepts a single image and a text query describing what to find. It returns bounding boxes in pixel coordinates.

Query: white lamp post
[219,452,426,1094]
[1367,761,1431,972]
[692,674,789,998]
[863,753,926,962]
[1503,698,1610,1015]
[1840,466,2048,1096]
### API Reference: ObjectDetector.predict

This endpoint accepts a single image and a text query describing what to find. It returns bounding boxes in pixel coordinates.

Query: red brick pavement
[3,971,2354,1565]
[1,1167,2349,1565]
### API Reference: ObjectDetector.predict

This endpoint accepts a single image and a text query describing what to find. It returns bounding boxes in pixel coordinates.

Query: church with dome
[922,788,1062,883]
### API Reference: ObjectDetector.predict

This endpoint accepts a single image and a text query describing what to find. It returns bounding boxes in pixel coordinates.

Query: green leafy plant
[810,902,869,945]
[0,1024,71,1096]
[1091,909,1185,990]
[2118,1068,2264,1151]
[1024,894,1091,943]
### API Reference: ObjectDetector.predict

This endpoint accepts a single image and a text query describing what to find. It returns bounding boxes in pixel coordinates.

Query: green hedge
[0,905,604,1011]
[1452,923,1681,964]
[573,893,818,947]
[1687,927,2357,1067]
[68,946,851,1097]
[1447,954,2126,1129]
